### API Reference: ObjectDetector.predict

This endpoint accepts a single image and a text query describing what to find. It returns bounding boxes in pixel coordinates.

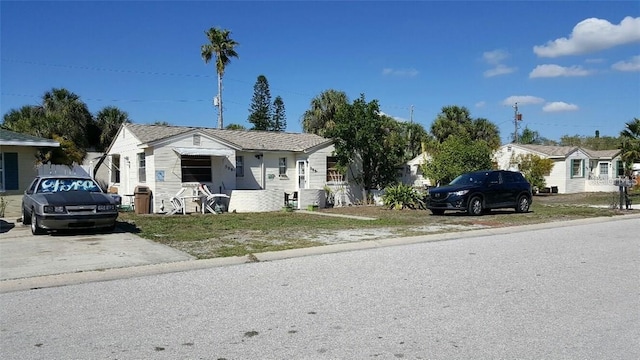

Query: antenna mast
[513,102,522,143]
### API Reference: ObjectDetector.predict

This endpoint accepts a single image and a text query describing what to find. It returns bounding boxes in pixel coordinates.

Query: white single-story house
[403,152,433,188]
[101,123,363,213]
[0,128,60,196]
[494,143,624,194]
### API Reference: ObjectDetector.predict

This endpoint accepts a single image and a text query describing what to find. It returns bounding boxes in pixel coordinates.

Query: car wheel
[30,210,45,235]
[430,209,445,215]
[467,196,483,216]
[22,206,32,225]
[515,195,530,213]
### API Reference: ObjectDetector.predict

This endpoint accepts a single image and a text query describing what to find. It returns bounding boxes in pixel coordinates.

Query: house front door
[296,160,307,190]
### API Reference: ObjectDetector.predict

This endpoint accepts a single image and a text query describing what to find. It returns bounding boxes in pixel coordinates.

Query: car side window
[26,179,39,194]
[487,172,500,185]
[503,172,515,183]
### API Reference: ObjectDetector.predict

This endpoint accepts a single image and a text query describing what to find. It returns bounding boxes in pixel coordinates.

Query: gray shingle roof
[125,123,332,152]
[514,144,620,159]
[0,128,60,147]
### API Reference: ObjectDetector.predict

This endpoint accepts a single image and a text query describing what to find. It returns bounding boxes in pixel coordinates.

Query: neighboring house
[403,152,433,188]
[0,128,60,195]
[494,143,624,194]
[101,123,363,213]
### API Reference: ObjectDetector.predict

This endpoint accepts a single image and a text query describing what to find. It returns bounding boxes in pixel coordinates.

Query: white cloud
[612,55,640,72]
[529,64,592,78]
[543,102,579,112]
[502,96,545,106]
[483,49,509,65]
[484,64,517,77]
[475,101,486,108]
[533,16,640,57]
[378,110,408,122]
[382,68,419,77]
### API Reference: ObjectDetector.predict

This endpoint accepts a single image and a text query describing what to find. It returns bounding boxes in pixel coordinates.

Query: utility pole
[513,102,522,143]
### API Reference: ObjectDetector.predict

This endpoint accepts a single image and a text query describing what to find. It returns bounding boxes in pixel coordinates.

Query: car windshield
[36,178,102,193]
[449,172,489,186]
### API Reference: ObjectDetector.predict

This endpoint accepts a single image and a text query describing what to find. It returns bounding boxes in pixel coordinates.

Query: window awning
[173,147,234,156]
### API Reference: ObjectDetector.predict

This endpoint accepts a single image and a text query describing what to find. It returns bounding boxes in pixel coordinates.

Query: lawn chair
[200,184,228,214]
[166,188,186,215]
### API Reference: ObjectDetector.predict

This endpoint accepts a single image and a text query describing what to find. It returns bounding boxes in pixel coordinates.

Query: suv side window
[503,172,515,183]
[487,172,500,185]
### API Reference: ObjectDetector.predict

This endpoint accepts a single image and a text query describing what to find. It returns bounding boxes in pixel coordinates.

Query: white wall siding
[228,189,284,212]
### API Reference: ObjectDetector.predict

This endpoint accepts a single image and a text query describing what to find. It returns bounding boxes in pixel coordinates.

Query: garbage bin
[134,186,151,214]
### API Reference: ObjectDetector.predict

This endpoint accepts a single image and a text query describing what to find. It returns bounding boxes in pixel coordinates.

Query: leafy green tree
[248,75,272,130]
[225,123,246,130]
[95,106,131,151]
[514,154,554,191]
[272,96,286,132]
[421,136,494,185]
[201,27,239,129]
[430,105,500,149]
[302,89,349,136]
[470,118,501,149]
[153,121,171,126]
[328,94,405,200]
[620,118,640,175]
[2,88,91,165]
[519,126,542,144]
[401,122,433,162]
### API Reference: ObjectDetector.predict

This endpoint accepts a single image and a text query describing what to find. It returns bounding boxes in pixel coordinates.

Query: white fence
[37,163,91,177]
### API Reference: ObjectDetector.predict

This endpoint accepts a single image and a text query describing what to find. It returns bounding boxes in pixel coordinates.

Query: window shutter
[4,152,19,190]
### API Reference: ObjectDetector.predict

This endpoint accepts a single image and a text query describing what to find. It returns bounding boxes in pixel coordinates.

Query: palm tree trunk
[217,73,223,129]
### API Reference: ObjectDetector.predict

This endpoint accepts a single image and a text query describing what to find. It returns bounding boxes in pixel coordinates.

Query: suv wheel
[467,196,483,216]
[515,195,530,213]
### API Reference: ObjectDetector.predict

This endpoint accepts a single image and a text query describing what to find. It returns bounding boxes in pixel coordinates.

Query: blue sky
[1,1,639,144]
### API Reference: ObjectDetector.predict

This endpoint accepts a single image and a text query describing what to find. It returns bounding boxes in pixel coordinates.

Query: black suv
[427,170,532,216]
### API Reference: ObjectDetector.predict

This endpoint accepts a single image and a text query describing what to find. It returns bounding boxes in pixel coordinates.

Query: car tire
[467,196,483,216]
[30,210,45,235]
[515,195,531,213]
[22,206,32,225]
[430,209,445,215]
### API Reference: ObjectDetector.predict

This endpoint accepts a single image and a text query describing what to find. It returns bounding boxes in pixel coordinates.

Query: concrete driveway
[0,218,194,281]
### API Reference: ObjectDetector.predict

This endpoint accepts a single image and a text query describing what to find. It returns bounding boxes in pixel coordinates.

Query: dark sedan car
[21,175,119,235]
[427,170,532,216]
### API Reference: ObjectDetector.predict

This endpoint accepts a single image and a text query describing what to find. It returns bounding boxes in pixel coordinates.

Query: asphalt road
[1,217,639,359]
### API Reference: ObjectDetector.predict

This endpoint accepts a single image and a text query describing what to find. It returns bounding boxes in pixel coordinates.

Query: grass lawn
[117,191,637,259]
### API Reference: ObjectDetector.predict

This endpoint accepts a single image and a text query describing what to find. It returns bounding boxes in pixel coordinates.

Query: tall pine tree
[272,96,286,132]
[248,75,272,130]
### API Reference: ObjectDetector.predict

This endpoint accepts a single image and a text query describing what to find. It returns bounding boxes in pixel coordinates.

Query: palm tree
[95,106,131,151]
[302,89,349,136]
[471,118,501,149]
[41,88,92,149]
[201,27,239,129]
[620,118,640,175]
[430,105,472,143]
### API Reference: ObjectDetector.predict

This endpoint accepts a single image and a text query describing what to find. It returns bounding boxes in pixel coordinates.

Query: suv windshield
[37,178,102,193]
[449,172,488,186]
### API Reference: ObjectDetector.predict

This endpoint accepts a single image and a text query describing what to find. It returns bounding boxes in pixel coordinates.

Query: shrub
[382,183,425,210]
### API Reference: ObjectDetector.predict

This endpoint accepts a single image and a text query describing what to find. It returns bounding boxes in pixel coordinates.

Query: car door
[501,171,519,206]
[484,171,503,208]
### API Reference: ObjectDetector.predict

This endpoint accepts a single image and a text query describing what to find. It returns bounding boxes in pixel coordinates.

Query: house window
[181,155,211,182]
[138,153,146,182]
[193,134,201,146]
[236,156,244,177]
[111,155,121,183]
[617,161,624,176]
[571,159,584,178]
[279,157,287,177]
[326,156,345,182]
[599,163,608,178]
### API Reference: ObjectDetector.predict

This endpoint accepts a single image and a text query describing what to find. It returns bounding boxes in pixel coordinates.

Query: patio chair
[200,184,228,214]
[166,188,186,215]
